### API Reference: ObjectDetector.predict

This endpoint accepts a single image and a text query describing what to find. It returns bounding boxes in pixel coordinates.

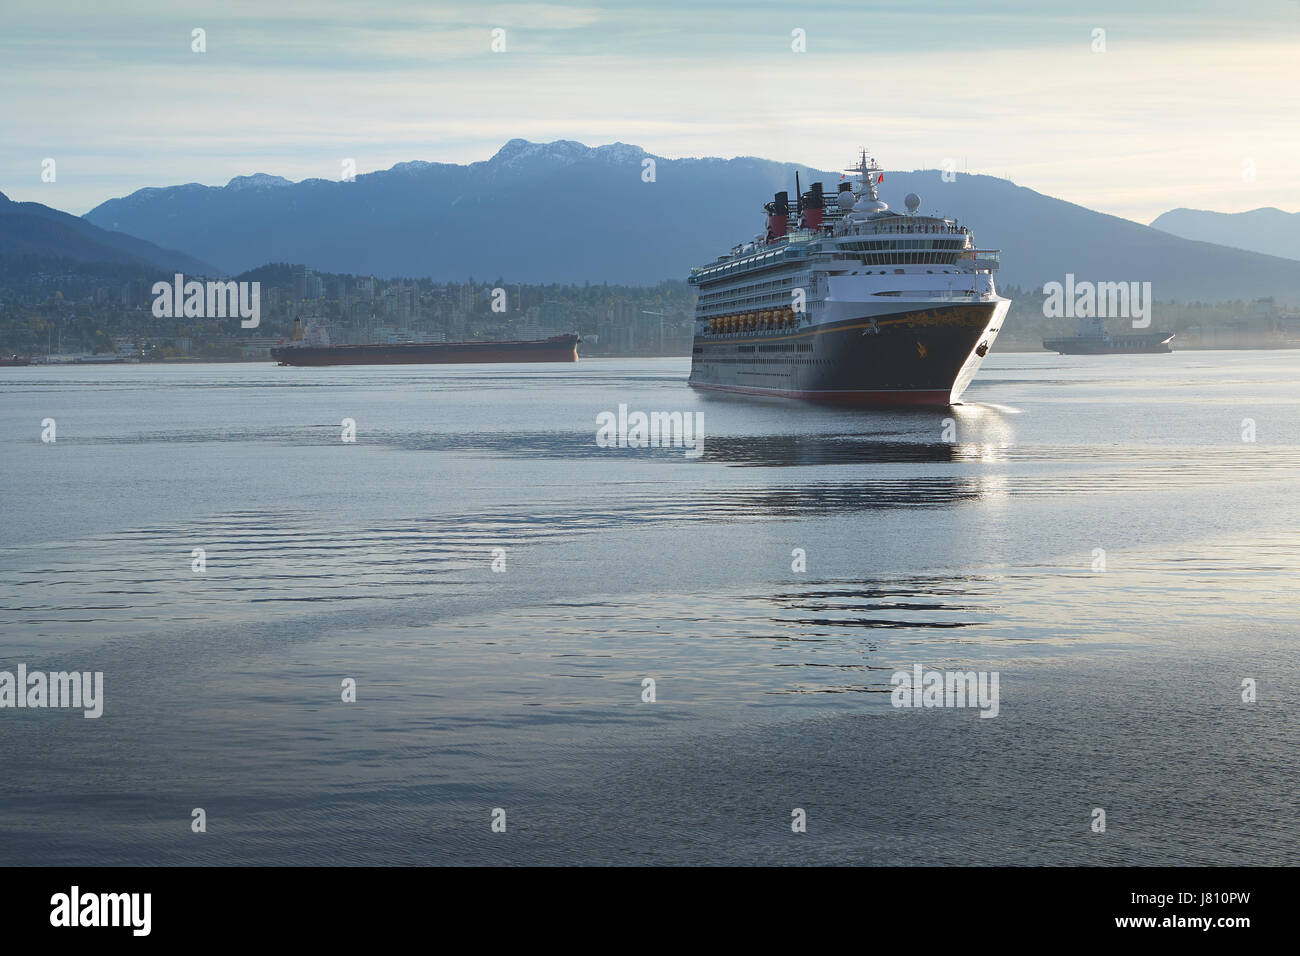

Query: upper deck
[689,216,999,286]
[689,150,1000,288]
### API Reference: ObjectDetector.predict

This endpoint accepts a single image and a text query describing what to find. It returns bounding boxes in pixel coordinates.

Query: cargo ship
[1043,316,1174,354]
[271,320,579,366]
[687,149,1009,405]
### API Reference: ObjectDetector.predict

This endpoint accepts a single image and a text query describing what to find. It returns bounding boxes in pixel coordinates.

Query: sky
[1,0,1298,223]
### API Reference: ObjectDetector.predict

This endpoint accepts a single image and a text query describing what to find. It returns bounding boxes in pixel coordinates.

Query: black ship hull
[272,334,579,366]
[688,301,1005,405]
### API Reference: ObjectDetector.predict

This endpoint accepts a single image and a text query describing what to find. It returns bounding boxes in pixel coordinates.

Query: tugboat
[686,149,1009,405]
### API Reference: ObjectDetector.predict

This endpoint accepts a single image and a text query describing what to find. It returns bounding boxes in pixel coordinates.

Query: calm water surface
[1,351,1297,864]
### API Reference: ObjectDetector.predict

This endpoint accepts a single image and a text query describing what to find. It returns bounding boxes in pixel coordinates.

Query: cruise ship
[687,151,1009,405]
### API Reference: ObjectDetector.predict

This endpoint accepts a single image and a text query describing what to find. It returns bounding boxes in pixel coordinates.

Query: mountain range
[0,190,213,273]
[5,139,1298,302]
[1150,207,1299,262]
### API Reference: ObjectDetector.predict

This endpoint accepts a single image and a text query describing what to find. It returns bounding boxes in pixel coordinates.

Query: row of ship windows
[700,300,800,317]
[862,253,961,265]
[693,343,815,354]
[694,234,966,280]
[693,356,832,366]
[840,239,966,251]
[698,276,804,308]
[693,247,808,280]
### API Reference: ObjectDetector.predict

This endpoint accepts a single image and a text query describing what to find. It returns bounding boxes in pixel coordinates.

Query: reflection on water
[0,480,1010,636]
[58,416,1300,481]
[2,355,1298,865]
[4,434,1297,641]
[5,527,1298,865]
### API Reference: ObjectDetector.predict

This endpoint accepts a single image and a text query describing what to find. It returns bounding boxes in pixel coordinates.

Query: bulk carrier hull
[689,301,1007,405]
[271,334,579,367]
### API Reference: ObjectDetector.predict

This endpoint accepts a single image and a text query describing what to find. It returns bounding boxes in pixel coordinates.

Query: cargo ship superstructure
[687,150,1009,404]
[1042,315,1174,354]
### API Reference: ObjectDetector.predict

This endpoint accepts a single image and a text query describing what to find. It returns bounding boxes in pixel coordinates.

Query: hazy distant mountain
[82,140,1300,300]
[0,190,214,273]
[1150,207,1300,261]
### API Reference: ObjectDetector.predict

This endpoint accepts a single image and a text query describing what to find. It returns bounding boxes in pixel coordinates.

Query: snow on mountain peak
[487,139,647,170]
[226,173,293,190]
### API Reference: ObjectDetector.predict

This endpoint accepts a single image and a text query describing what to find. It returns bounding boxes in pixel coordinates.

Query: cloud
[2,1,1297,220]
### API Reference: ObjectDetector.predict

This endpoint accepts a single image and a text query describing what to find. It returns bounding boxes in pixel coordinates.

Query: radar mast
[849,148,883,200]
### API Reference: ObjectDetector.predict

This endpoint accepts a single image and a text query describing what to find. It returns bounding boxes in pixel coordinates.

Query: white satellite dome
[837,190,855,212]
[905,193,922,214]
[852,197,888,218]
